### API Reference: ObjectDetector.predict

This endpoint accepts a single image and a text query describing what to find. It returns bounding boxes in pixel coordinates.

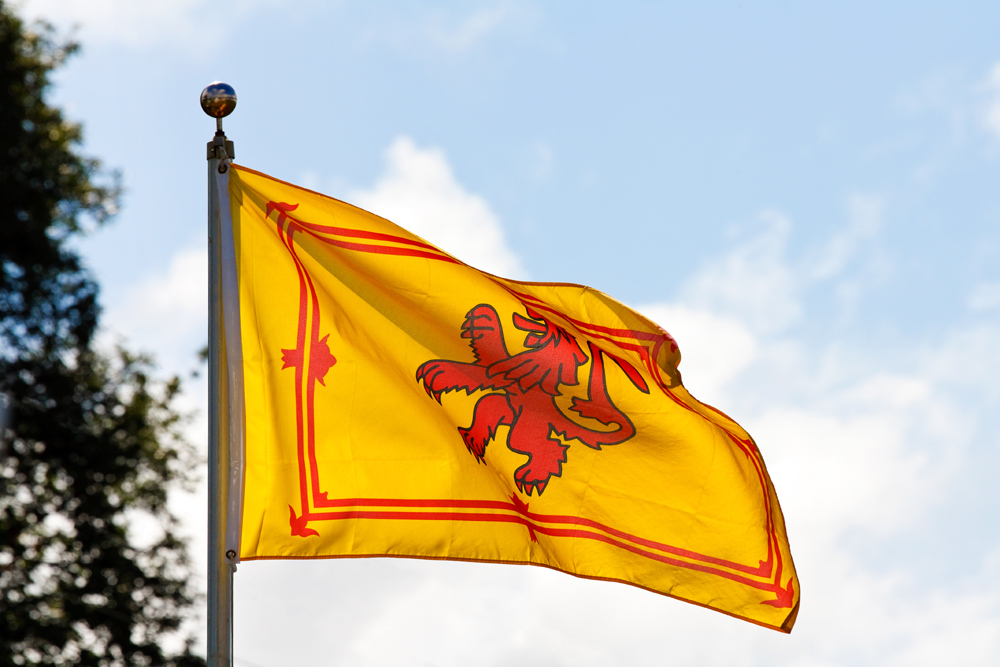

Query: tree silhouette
[0,4,205,665]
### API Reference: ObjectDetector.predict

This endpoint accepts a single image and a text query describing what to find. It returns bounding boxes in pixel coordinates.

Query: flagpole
[201,82,237,667]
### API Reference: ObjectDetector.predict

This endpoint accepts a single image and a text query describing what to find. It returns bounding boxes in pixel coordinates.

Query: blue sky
[19,1,1000,664]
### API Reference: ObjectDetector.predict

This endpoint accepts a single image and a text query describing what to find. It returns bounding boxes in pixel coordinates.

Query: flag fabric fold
[224,164,799,632]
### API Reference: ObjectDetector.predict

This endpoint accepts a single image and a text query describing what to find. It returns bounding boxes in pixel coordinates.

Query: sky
[15,0,1000,664]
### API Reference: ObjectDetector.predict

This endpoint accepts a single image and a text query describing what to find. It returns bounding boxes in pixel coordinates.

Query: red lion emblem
[416,304,649,496]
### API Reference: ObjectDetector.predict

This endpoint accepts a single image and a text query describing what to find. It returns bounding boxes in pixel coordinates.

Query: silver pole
[201,82,237,667]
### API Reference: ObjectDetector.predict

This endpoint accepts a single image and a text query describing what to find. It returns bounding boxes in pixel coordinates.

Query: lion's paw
[459,425,490,461]
[513,460,560,497]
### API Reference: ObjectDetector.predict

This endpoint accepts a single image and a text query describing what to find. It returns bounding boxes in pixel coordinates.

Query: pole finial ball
[200,82,237,118]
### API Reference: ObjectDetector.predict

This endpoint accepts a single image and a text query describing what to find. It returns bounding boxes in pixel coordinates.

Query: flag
[221,164,799,632]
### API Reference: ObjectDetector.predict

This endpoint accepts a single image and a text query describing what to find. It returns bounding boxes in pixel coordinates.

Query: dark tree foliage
[0,4,205,665]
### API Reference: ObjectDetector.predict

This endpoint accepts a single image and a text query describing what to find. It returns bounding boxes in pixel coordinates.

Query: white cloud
[100,245,207,373]
[634,204,1000,664]
[682,210,801,333]
[530,141,554,182]
[983,62,1000,140]
[19,1,538,59]
[354,3,535,56]
[22,0,200,48]
[968,280,1000,312]
[349,136,526,278]
[753,380,960,543]
[810,194,885,281]
[19,0,276,51]
[680,195,890,336]
[652,204,975,539]
[93,244,211,653]
[424,5,513,52]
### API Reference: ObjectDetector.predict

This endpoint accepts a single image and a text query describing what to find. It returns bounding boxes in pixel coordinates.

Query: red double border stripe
[308,496,773,577]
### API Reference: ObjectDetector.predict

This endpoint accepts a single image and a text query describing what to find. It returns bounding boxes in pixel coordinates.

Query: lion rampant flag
[220,164,799,632]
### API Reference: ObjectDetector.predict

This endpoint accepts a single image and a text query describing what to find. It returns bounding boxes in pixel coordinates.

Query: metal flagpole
[201,82,237,667]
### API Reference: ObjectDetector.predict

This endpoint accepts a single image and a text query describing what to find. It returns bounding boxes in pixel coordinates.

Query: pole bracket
[207,131,235,163]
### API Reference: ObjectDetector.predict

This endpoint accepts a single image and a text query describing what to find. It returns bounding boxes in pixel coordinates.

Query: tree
[0,4,206,665]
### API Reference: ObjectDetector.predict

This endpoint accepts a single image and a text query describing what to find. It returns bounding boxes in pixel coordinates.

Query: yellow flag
[226,164,799,632]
